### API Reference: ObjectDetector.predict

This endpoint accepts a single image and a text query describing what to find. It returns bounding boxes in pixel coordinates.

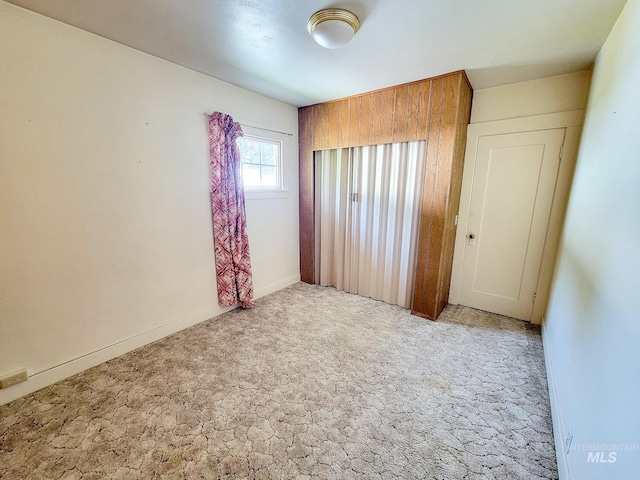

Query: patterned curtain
[207,112,254,308]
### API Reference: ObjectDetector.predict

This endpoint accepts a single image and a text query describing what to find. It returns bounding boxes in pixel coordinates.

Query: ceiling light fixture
[307,8,360,49]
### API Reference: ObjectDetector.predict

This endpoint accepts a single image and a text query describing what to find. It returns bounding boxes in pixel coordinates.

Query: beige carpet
[0,283,557,479]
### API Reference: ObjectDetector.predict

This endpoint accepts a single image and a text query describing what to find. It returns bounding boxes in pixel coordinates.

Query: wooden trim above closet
[298,70,473,319]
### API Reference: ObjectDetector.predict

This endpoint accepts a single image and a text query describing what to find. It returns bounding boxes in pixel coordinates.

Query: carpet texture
[0,283,557,479]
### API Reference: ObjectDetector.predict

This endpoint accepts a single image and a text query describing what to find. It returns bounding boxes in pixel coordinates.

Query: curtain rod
[202,113,293,137]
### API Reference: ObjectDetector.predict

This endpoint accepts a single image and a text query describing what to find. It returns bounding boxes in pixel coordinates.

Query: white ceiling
[5,0,627,107]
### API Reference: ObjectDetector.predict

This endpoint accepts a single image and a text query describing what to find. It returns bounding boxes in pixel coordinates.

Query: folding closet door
[315,142,426,308]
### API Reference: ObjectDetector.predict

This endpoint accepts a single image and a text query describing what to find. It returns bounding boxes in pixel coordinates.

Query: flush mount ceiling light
[307,8,360,49]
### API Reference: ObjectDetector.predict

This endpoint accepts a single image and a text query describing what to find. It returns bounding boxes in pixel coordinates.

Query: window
[237,135,282,189]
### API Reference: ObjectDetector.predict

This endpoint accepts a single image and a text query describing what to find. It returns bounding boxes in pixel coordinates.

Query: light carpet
[0,283,557,479]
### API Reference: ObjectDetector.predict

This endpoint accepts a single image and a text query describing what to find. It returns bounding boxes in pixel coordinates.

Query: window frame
[237,134,283,191]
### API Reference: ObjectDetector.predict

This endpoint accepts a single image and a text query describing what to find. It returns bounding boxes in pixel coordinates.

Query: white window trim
[238,133,283,191]
[244,189,291,200]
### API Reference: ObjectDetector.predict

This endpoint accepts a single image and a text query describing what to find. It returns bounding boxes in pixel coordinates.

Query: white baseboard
[0,275,300,406]
[0,303,232,406]
[542,322,572,480]
[254,274,300,299]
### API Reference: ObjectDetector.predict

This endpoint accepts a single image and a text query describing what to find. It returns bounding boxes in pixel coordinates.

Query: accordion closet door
[314,141,426,308]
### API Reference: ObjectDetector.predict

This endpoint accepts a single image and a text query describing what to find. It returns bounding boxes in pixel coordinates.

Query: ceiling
[5,0,627,107]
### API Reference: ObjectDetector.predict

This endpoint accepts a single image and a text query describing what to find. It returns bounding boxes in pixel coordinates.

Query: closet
[299,71,473,320]
[314,142,426,308]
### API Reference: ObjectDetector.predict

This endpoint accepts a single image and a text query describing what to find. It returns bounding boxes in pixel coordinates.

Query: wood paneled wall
[298,71,473,319]
[412,73,474,320]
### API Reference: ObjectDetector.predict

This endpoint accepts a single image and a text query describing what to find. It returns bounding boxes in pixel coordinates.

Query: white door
[458,128,565,321]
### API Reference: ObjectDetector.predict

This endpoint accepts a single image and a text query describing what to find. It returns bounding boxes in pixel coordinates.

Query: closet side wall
[413,74,474,319]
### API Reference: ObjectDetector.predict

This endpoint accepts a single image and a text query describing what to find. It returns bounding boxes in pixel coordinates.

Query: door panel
[314,142,426,308]
[459,128,565,320]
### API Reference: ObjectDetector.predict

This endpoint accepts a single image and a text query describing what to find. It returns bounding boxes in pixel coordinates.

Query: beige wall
[470,70,592,124]
[543,0,640,477]
[0,2,299,405]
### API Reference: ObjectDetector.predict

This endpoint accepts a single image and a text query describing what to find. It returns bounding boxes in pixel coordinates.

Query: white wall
[453,71,590,326]
[470,70,592,124]
[0,2,299,405]
[543,0,640,478]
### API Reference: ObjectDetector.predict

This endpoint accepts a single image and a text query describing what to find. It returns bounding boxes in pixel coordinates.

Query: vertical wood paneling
[416,80,431,139]
[298,106,315,283]
[298,106,313,158]
[412,77,443,317]
[298,71,473,315]
[348,96,361,146]
[312,104,324,150]
[378,88,396,144]
[436,76,473,315]
[337,99,350,148]
[422,74,458,318]
[360,94,374,146]
[371,93,383,145]
[393,85,410,143]
[325,102,339,148]
[406,81,423,141]
[411,73,473,319]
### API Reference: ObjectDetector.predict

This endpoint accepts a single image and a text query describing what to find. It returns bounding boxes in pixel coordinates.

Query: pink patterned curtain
[208,112,255,308]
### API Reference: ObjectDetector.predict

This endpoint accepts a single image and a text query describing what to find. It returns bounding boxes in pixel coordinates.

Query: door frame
[449,110,584,324]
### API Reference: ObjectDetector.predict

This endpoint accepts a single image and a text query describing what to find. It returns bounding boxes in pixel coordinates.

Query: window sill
[245,189,291,200]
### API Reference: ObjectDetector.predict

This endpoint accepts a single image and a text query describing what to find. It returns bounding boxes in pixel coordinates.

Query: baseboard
[0,303,235,406]
[0,274,300,406]
[542,322,572,480]
[254,274,300,299]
